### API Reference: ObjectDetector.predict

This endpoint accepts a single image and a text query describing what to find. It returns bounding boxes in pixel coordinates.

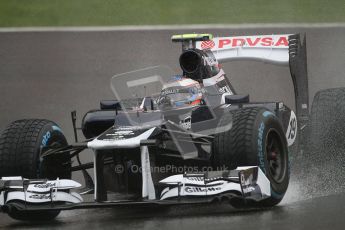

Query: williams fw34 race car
[0,33,311,221]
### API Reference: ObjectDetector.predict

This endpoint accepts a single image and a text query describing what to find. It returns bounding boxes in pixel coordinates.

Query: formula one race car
[0,33,309,221]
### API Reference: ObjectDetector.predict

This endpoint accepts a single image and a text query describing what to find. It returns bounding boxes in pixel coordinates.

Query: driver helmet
[158,76,203,109]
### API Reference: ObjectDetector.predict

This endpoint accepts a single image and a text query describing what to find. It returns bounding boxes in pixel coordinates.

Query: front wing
[0,166,271,213]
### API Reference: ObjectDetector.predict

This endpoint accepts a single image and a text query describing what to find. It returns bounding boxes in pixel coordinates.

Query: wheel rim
[265,129,287,184]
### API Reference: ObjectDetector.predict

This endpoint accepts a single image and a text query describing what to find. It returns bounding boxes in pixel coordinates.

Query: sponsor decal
[100,138,123,141]
[199,35,289,50]
[161,88,179,96]
[186,177,204,182]
[185,186,222,193]
[219,85,231,94]
[29,194,55,200]
[202,55,217,66]
[41,131,51,147]
[243,185,256,193]
[240,173,245,184]
[107,130,134,136]
[201,40,215,49]
[117,126,144,131]
[179,116,191,130]
[215,78,233,95]
[98,127,148,141]
[257,122,266,173]
[34,182,56,189]
[240,168,259,197]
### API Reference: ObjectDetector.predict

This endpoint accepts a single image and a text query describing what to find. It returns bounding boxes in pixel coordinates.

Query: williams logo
[185,186,221,193]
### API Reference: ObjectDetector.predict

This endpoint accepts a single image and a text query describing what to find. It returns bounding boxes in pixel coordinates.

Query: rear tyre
[0,119,71,221]
[307,87,345,155]
[302,88,345,196]
[213,107,289,206]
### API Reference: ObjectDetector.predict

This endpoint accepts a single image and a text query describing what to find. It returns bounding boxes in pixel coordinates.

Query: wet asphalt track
[1,26,345,229]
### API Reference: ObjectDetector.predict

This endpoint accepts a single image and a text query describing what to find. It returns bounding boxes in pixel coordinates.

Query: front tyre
[213,107,289,206]
[0,119,71,221]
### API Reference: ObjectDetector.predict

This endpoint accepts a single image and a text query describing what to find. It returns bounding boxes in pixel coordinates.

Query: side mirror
[225,94,250,104]
[100,100,121,110]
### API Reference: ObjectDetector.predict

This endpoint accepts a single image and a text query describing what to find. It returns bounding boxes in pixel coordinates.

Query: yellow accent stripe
[171,33,213,40]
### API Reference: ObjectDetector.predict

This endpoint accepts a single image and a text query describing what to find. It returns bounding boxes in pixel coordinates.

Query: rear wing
[195,34,291,65]
[172,33,309,128]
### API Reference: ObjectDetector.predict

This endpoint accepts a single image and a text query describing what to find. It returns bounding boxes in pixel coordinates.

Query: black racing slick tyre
[308,87,345,154]
[213,107,289,206]
[0,119,71,221]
